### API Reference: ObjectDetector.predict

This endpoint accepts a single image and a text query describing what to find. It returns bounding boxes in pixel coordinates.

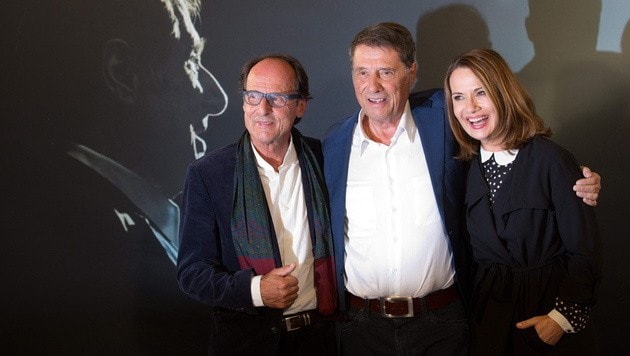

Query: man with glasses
[177,53,336,355]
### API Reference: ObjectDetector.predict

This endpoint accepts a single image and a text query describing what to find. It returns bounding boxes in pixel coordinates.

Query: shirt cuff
[548,308,574,333]
[250,275,264,307]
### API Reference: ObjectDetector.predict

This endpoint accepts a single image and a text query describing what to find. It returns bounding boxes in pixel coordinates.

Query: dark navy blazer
[322,89,472,312]
[176,135,325,315]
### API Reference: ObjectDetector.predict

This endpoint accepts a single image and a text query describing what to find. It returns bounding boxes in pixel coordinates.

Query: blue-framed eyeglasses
[242,90,303,108]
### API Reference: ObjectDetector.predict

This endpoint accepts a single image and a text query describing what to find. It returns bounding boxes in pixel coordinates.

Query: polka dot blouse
[554,297,591,333]
[481,153,514,206]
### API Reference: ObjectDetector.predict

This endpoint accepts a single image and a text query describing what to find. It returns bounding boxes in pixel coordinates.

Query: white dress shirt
[344,101,455,299]
[249,139,317,315]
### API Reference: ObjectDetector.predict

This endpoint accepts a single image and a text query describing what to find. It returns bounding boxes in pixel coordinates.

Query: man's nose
[198,63,228,117]
[258,95,274,113]
[366,73,383,92]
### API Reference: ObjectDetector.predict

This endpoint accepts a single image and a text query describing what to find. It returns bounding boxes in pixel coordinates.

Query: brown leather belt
[347,285,459,318]
[279,309,320,332]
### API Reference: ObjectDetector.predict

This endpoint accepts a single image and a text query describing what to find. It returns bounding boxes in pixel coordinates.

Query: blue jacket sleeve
[176,162,256,312]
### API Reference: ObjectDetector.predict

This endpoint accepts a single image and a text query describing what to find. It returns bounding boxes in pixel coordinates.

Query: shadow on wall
[519,2,630,353]
[413,4,492,91]
[414,1,630,354]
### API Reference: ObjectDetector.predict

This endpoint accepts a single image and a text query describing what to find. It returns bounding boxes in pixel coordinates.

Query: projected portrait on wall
[65,0,228,263]
[22,0,229,264]
[7,0,228,352]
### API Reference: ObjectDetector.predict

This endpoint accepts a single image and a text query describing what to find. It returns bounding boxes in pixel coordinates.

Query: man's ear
[103,39,139,105]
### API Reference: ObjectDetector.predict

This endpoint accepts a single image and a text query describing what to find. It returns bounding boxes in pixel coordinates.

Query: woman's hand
[516,315,564,345]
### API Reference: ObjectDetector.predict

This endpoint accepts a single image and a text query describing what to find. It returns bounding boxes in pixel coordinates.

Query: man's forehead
[352,56,406,69]
[353,45,404,61]
[248,62,295,86]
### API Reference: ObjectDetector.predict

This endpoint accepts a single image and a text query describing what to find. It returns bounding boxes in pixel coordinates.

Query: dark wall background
[5,0,629,354]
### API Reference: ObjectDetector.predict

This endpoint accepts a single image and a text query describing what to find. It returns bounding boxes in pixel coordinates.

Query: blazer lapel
[466,158,513,263]
[322,115,357,311]
[465,157,490,208]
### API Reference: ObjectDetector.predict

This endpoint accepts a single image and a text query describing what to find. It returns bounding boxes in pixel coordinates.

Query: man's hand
[574,166,601,207]
[260,263,299,309]
[516,315,564,345]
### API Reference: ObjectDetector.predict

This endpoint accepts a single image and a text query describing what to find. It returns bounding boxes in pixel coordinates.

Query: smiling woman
[445,49,551,160]
[444,48,601,355]
[448,67,500,151]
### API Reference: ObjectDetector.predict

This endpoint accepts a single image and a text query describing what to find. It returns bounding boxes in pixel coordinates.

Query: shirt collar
[251,136,297,173]
[398,101,417,143]
[354,100,415,154]
[480,146,519,165]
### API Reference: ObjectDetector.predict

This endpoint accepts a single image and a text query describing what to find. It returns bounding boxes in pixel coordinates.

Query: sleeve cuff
[548,308,575,333]
[250,275,264,307]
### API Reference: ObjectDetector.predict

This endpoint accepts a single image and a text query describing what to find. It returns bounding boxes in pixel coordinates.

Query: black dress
[465,136,601,355]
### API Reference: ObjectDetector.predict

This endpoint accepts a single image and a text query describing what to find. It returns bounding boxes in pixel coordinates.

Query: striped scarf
[230,129,336,315]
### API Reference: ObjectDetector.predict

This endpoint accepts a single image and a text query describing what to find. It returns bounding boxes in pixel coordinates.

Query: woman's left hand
[516,315,564,345]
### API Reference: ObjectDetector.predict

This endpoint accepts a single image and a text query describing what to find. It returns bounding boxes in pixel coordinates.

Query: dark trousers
[277,319,336,356]
[208,308,335,355]
[337,300,469,355]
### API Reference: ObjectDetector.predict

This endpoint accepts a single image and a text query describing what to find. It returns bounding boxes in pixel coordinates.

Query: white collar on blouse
[480,146,519,165]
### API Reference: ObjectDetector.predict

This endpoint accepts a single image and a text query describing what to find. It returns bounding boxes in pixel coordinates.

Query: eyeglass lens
[244,91,292,108]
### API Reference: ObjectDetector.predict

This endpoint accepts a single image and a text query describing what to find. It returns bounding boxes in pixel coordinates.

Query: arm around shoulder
[574,166,601,206]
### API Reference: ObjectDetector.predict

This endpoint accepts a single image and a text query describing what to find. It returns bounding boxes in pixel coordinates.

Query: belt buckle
[284,313,309,332]
[380,296,414,318]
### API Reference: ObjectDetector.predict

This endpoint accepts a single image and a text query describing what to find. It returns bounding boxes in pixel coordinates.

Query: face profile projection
[65,0,228,263]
